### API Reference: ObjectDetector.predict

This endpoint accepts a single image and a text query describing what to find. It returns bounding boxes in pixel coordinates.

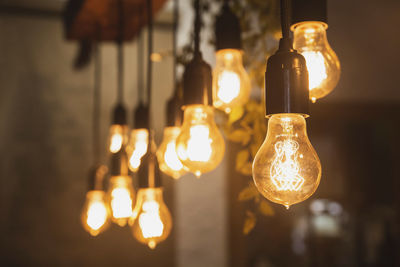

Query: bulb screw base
[110,149,129,176]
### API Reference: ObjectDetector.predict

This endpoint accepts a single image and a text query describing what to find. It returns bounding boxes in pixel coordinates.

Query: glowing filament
[111,188,133,219]
[164,141,184,171]
[186,125,212,162]
[270,139,304,191]
[217,71,241,104]
[138,201,164,239]
[302,51,327,91]
[86,201,108,231]
[110,133,123,153]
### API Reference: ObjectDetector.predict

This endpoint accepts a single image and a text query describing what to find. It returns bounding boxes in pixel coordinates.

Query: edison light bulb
[176,105,225,177]
[292,22,340,102]
[253,114,321,209]
[157,127,187,179]
[108,124,129,153]
[131,188,172,249]
[81,190,109,236]
[106,175,135,226]
[127,129,149,172]
[212,49,251,113]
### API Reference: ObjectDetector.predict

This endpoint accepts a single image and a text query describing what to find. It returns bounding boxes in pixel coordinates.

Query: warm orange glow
[157,127,187,179]
[131,188,172,249]
[292,22,341,102]
[176,105,225,177]
[127,129,149,172]
[213,49,250,113]
[81,190,109,236]
[106,176,135,227]
[253,114,321,209]
[108,125,128,153]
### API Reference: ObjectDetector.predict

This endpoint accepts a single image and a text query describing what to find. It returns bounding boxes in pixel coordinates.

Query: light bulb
[176,105,225,177]
[106,175,135,226]
[292,22,340,102]
[127,129,149,172]
[157,127,187,179]
[130,188,172,249]
[212,49,251,113]
[81,190,109,236]
[108,124,129,153]
[252,114,321,209]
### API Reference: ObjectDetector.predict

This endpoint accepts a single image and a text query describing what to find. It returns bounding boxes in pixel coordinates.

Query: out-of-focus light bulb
[127,129,149,172]
[81,190,109,236]
[212,49,251,113]
[292,22,341,102]
[106,175,135,226]
[252,114,321,209]
[157,127,187,179]
[131,188,172,249]
[108,125,129,153]
[176,105,225,177]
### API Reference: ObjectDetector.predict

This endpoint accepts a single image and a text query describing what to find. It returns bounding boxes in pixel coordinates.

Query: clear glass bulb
[157,127,187,179]
[130,188,172,249]
[108,124,129,153]
[252,114,321,209]
[81,190,109,236]
[127,129,149,172]
[212,49,251,113]
[176,105,225,177]
[106,175,135,227]
[292,22,341,102]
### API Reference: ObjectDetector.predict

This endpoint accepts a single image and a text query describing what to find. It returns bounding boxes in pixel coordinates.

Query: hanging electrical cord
[92,42,101,165]
[193,0,201,55]
[117,0,125,104]
[137,29,145,105]
[146,0,153,130]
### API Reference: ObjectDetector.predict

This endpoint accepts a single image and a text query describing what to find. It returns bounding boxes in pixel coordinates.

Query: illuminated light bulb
[292,22,341,102]
[176,105,225,177]
[131,188,172,249]
[252,114,321,209]
[212,49,251,113]
[156,127,187,179]
[108,124,129,153]
[127,129,149,172]
[81,190,109,236]
[106,175,135,227]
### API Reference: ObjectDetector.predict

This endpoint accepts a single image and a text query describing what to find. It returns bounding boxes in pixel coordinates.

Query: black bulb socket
[137,150,162,188]
[112,103,127,125]
[291,0,327,27]
[110,149,129,176]
[265,38,309,117]
[182,52,212,107]
[133,103,149,129]
[215,3,241,51]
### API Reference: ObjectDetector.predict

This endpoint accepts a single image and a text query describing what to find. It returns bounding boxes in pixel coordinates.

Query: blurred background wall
[0,0,399,266]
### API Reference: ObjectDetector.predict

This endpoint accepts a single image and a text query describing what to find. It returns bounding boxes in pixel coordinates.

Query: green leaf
[229,106,244,124]
[238,184,258,201]
[228,129,251,145]
[243,211,256,235]
[259,200,274,216]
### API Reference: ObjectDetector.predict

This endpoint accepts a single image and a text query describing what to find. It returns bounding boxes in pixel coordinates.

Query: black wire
[146,0,153,131]
[93,43,101,164]
[117,0,124,104]
[137,30,144,104]
[173,0,178,92]
[280,0,291,39]
[193,0,201,55]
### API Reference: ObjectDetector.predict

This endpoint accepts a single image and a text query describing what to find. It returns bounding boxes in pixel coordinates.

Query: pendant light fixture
[130,0,172,249]
[252,0,321,209]
[291,0,340,103]
[81,43,110,236]
[127,31,149,172]
[157,0,187,179]
[106,0,135,227]
[176,0,225,178]
[212,0,250,113]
